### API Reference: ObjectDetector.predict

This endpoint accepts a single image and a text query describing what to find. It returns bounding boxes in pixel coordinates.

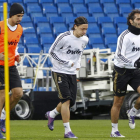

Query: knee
[12,90,23,100]
[0,90,5,100]
[113,97,124,108]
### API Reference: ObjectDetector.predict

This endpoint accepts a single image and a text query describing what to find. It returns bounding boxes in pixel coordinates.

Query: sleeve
[49,34,73,67]
[117,36,134,67]
[76,39,88,68]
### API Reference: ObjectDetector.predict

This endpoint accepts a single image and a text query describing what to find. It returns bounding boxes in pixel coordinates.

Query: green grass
[4,120,140,140]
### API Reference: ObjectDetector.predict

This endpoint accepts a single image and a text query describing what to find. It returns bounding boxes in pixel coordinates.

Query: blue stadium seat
[43,5,58,18]
[89,37,105,49]
[37,26,53,37]
[105,37,117,48]
[23,57,30,67]
[33,17,50,28]
[0,5,10,17]
[89,6,104,20]
[54,0,69,7]
[58,6,74,17]
[116,0,131,8]
[119,7,132,18]
[70,0,84,5]
[43,45,51,53]
[98,17,114,28]
[114,17,127,28]
[24,36,39,45]
[20,16,34,28]
[104,6,119,20]
[73,6,89,17]
[108,45,117,52]
[18,45,25,53]
[27,46,42,53]
[53,26,67,36]
[23,27,36,38]
[117,26,128,35]
[85,0,100,7]
[23,0,38,6]
[27,5,43,19]
[40,36,54,45]
[39,0,54,7]
[100,0,116,7]
[66,17,76,25]
[87,26,100,38]
[132,0,140,8]
[102,27,117,37]
[50,17,66,27]
[8,0,23,5]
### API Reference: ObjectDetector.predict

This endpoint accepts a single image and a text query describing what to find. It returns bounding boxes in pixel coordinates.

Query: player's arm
[49,34,73,67]
[15,46,21,63]
[0,52,4,60]
[117,36,134,67]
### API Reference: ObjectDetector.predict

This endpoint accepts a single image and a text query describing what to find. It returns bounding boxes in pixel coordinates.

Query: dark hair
[127,9,140,26]
[71,16,88,30]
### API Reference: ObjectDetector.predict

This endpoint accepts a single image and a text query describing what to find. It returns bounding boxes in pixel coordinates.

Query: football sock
[63,122,71,134]
[129,107,138,116]
[1,108,5,120]
[111,123,118,133]
[49,108,60,118]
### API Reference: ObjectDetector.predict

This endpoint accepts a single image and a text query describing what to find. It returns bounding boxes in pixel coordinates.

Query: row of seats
[0,0,138,19]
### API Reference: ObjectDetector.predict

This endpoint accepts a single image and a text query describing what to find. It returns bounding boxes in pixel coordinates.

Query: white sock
[129,107,138,116]
[111,123,118,133]
[1,108,6,120]
[49,108,60,118]
[63,122,71,134]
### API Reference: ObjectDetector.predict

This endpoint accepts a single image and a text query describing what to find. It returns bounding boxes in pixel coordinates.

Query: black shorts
[52,71,77,107]
[0,65,22,90]
[112,65,140,96]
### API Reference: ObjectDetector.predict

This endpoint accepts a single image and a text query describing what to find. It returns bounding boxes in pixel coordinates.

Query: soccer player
[0,3,24,139]
[110,9,140,137]
[45,16,88,138]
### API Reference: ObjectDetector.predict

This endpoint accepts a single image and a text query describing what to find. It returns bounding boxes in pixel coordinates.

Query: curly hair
[127,9,140,26]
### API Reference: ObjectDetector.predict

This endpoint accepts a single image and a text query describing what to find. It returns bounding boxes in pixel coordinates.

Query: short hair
[127,9,140,26]
[71,16,88,30]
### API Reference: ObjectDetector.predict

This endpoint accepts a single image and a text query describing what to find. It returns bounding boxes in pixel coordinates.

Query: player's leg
[111,96,125,137]
[110,65,128,137]
[0,66,6,138]
[9,66,23,110]
[127,69,140,129]
[64,74,77,139]
[0,108,6,133]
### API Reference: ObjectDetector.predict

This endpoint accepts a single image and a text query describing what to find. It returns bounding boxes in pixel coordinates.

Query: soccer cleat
[45,111,54,131]
[64,131,78,138]
[0,130,5,139]
[0,120,6,133]
[110,131,125,137]
[127,110,135,129]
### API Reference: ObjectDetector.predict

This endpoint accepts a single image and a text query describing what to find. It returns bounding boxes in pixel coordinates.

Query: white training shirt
[114,29,140,69]
[49,30,89,74]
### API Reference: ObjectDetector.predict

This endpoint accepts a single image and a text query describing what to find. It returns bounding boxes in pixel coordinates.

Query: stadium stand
[2,0,135,91]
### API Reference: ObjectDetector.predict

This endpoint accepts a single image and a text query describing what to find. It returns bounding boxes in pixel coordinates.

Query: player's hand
[134,57,140,68]
[76,68,80,71]
[0,52,4,60]
[71,63,74,67]
[15,55,21,63]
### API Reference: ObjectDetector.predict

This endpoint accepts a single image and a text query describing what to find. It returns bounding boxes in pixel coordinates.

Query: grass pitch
[6,120,140,140]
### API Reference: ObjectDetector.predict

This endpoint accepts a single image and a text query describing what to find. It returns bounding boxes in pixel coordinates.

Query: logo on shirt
[132,47,140,52]
[66,49,82,55]
[8,40,18,46]
[58,77,62,83]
